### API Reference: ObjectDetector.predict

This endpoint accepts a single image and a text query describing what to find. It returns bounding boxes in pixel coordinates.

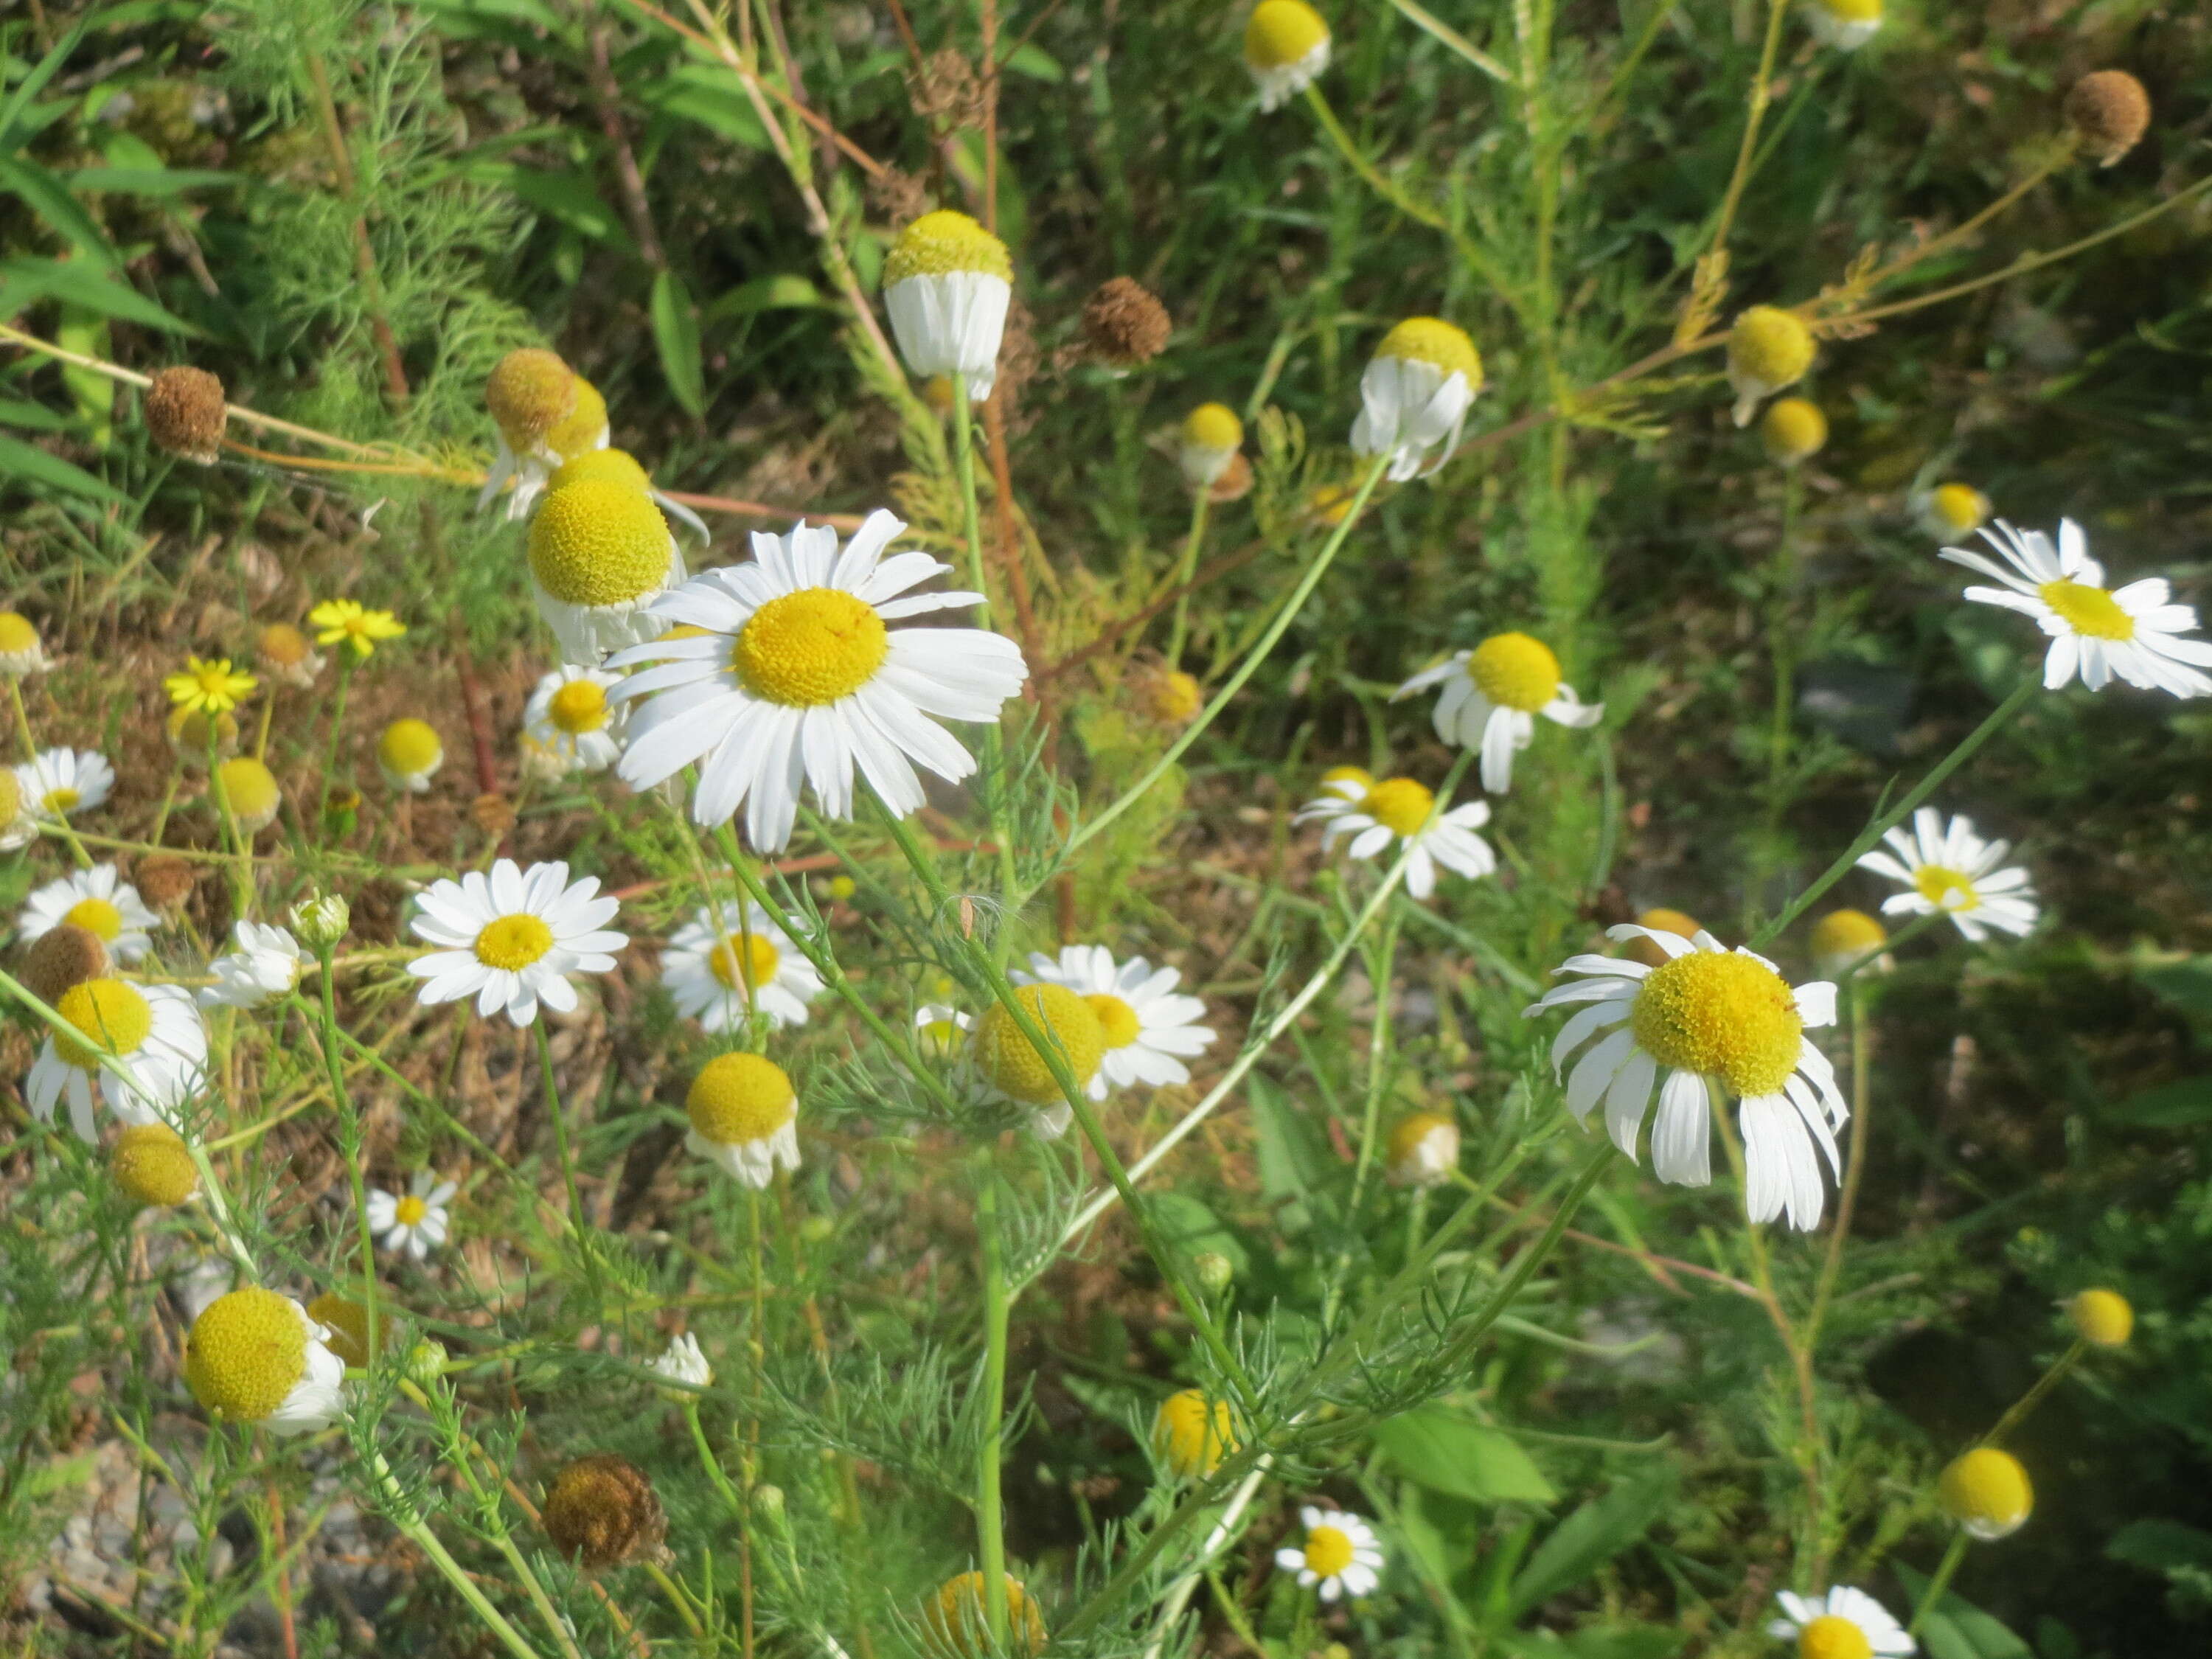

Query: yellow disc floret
[1084,993,1142,1049]
[1630,950,1803,1098]
[1928,483,1989,535]
[1729,307,1815,392]
[0,612,41,656]
[529,479,672,608]
[1817,0,1881,20]
[0,771,18,824]
[547,678,613,734]
[111,1122,200,1207]
[549,448,651,495]
[2066,1287,2133,1347]
[63,897,124,940]
[1938,1447,2033,1540]
[688,1051,797,1145]
[186,1287,308,1423]
[709,931,782,990]
[1812,908,1887,962]
[218,756,282,825]
[1360,777,1435,837]
[55,978,153,1069]
[1466,631,1562,713]
[1913,865,1979,910]
[1245,0,1331,70]
[1302,1524,1356,1577]
[380,718,442,779]
[735,588,889,706]
[885,210,1012,285]
[1798,1615,1873,1659]
[1182,403,1243,453]
[1375,316,1482,387]
[923,1573,1046,1659]
[307,1293,376,1368]
[1761,397,1829,465]
[486,348,577,447]
[2037,579,2135,641]
[257,622,313,671]
[1152,1389,1237,1477]
[474,914,554,970]
[1388,1110,1455,1168]
[973,984,1106,1105]
[546,376,609,462]
[1147,669,1203,724]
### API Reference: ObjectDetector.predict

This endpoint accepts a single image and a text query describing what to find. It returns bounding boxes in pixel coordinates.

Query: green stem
[952,375,990,621]
[1982,1338,2087,1447]
[1907,1532,1969,1637]
[1805,977,1870,1346]
[975,1160,1012,1644]
[365,1453,546,1659]
[1346,903,1405,1222]
[315,950,381,1364]
[1163,490,1211,669]
[317,655,355,836]
[535,1020,602,1314]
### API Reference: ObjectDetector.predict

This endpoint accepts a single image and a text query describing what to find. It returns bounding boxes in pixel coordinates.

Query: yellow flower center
[1182,403,1243,452]
[0,771,18,822]
[1938,1447,2033,1537]
[735,588,889,706]
[1303,1525,1356,1578]
[925,1573,1046,1659]
[54,978,153,1069]
[186,1287,308,1423]
[1811,908,1887,959]
[1913,865,1980,910]
[111,1122,199,1208]
[0,612,40,655]
[1153,1389,1237,1477]
[1085,992,1142,1049]
[1798,1617,1872,1659]
[885,209,1013,284]
[1360,777,1436,837]
[1729,306,1815,389]
[973,983,1106,1105]
[528,479,673,607]
[1148,669,1203,723]
[63,897,124,940]
[218,757,281,821]
[1388,1111,1455,1166]
[2067,1288,2133,1347]
[549,447,650,495]
[688,1051,796,1144]
[486,347,577,447]
[394,1194,429,1227]
[548,678,612,734]
[307,1293,374,1368]
[546,376,609,462]
[1761,397,1828,463]
[709,931,782,990]
[2037,578,2135,641]
[380,719,442,777]
[1466,631,1562,713]
[258,622,311,668]
[1245,0,1331,69]
[1929,484,1986,532]
[1375,316,1482,384]
[1818,0,1881,20]
[475,914,554,970]
[1629,950,1804,1098]
[44,787,80,813]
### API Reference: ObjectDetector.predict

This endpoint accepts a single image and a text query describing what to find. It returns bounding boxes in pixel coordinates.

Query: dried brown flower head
[909,48,982,129]
[542,1454,667,1570]
[2065,70,2150,167]
[136,852,201,912]
[1081,277,1172,370]
[144,367,227,464]
[486,348,578,448]
[867,165,932,229]
[470,793,518,840]
[19,924,111,1006]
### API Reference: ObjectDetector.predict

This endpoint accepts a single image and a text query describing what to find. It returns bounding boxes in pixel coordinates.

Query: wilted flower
[1352,316,1482,481]
[883,210,1013,400]
[1244,0,1332,112]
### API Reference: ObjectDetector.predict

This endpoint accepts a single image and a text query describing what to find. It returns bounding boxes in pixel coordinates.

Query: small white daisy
[1526,925,1848,1231]
[1803,0,1882,52]
[1274,1506,1384,1602]
[406,858,627,1027]
[185,1287,347,1435]
[27,978,207,1141]
[610,509,1029,852]
[661,901,824,1032]
[1394,633,1602,793]
[365,1172,456,1260]
[200,919,308,1009]
[15,747,114,821]
[686,1051,801,1187]
[0,611,52,677]
[378,719,445,793]
[1767,1586,1916,1656]
[1294,774,1495,900]
[522,665,627,774]
[648,1332,714,1397]
[1012,945,1217,1090]
[882,211,1012,401]
[1944,518,2212,698]
[1351,318,1482,482]
[1854,807,2039,943]
[18,864,159,963]
[1244,1,1332,113]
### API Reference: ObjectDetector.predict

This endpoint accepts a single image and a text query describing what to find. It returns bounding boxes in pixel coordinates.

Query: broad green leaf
[65,167,239,196]
[0,396,70,433]
[2107,1517,2212,1571]
[1146,1191,1249,1276]
[480,164,632,248]
[2107,1076,2212,1127]
[1892,1565,2033,1659]
[1248,1074,1329,1229]
[2138,958,2212,1023]
[1507,1468,1673,1617]
[0,257,199,335]
[648,68,773,151]
[1001,43,1064,82]
[707,274,830,320]
[0,434,125,504]
[1374,1407,1556,1506]
[650,268,706,418]
[0,157,115,264]
[413,0,585,49]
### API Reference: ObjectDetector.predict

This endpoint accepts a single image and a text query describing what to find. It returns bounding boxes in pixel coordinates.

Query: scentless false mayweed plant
[1,4,2208,1655]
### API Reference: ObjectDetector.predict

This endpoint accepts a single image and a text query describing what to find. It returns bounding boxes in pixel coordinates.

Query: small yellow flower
[309,599,408,660]
[2065,1287,2132,1347]
[1727,306,1815,426]
[111,1122,201,1208]
[922,1572,1046,1659]
[1761,397,1828,466]
[164,656,258,717]
[1152,1389,1238,1478]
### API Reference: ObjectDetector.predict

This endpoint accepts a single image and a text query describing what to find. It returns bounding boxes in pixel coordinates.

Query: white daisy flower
[200,919,307,1009]
[27,978,207,1141]
[1767,1586,1915,1656]
[523,665,627,775]
[882,211,1012,402]
[914,1003,974,1057]
[378,719,445,794]
[1351,317,1483,482]
[686,1051,801,1187]
[649,1332,714,1397]
[1525,925,1848,1231]
[1394,632,1602,794]
[1854,807,2039,943]
[478,349,610,523]
[661,901,824,1032]
[609,509,1029,852]
[1178,403,1243,490]
[0,611,52,677]
[1012,945,1217,1090]
[1244,1,1332,112]
[18,864,159,963]
[1274,1506,1384,1602]
[185,1287,346,1434]
[1941,518,2212,698]
[527,479,688,664]
[15,747,114,821]
[1295,774,1495,900]
[1804,0,1882,51]
[406,858,627,1027]
[365,1172,456,1260]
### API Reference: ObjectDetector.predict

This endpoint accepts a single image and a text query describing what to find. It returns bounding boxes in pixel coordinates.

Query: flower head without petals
[1244,1,1332,111]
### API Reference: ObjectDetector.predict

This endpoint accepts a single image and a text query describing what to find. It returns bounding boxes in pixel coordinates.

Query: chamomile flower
[2067,1287,2133,1347]
[1804,0,1882,51]
[1917,482,1989,540]
[1013,945,1217,1090]
[1854,808,2039,942]
[1274,1506,1383,1602]
[971,983,1108,1138]
[199,920,307,1009]
[366,1172,456,1260]
[308,599,406,660]
[1761,397,1828,466]
[1152,1389,1238,1478]
[523,666,627,774]
[406,858,627,1027]
[1318,763,1373,798]
[378,718,445,793]
[1809,908,1892,980]
[1352,317,1482,481]
[1767,1587,1915,1657]
[479,347,586,521]
[1393,633,1602,793]
[0,611,51,676]
[111,1121,203,1208]
[215,757,282,833]
[1295,775,1495,900]
[16,747,114,821]
[649,1332,713,1397]
[1244,0,1332,112]
[661,901,824,1032]
[686,1051,801,1186]
[255,622,324,688]
[26,978,207,1141]
[924,1573,1047,1659]
[164,655,257,717]
[528,479,688,664]
[0,768,31,851]
[1726,306,1815,427]
[186,1287,346,1434]
[610,509,1029,852]
[1938,1447,2033,1540]
[915,1004,974,1057]
[1941,518,2212,698]
[1178,403,1243,490]
[19,865,158,964]
[883,210,1013,401]
[546,447,710,543]
[1386,1111,1461,1188]
[1525,925,1848,1231]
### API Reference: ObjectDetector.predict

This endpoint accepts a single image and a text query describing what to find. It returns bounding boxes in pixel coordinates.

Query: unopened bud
[406,1338,449,1385]
[1193,1251,1235,1294]
[290,891,351,949]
